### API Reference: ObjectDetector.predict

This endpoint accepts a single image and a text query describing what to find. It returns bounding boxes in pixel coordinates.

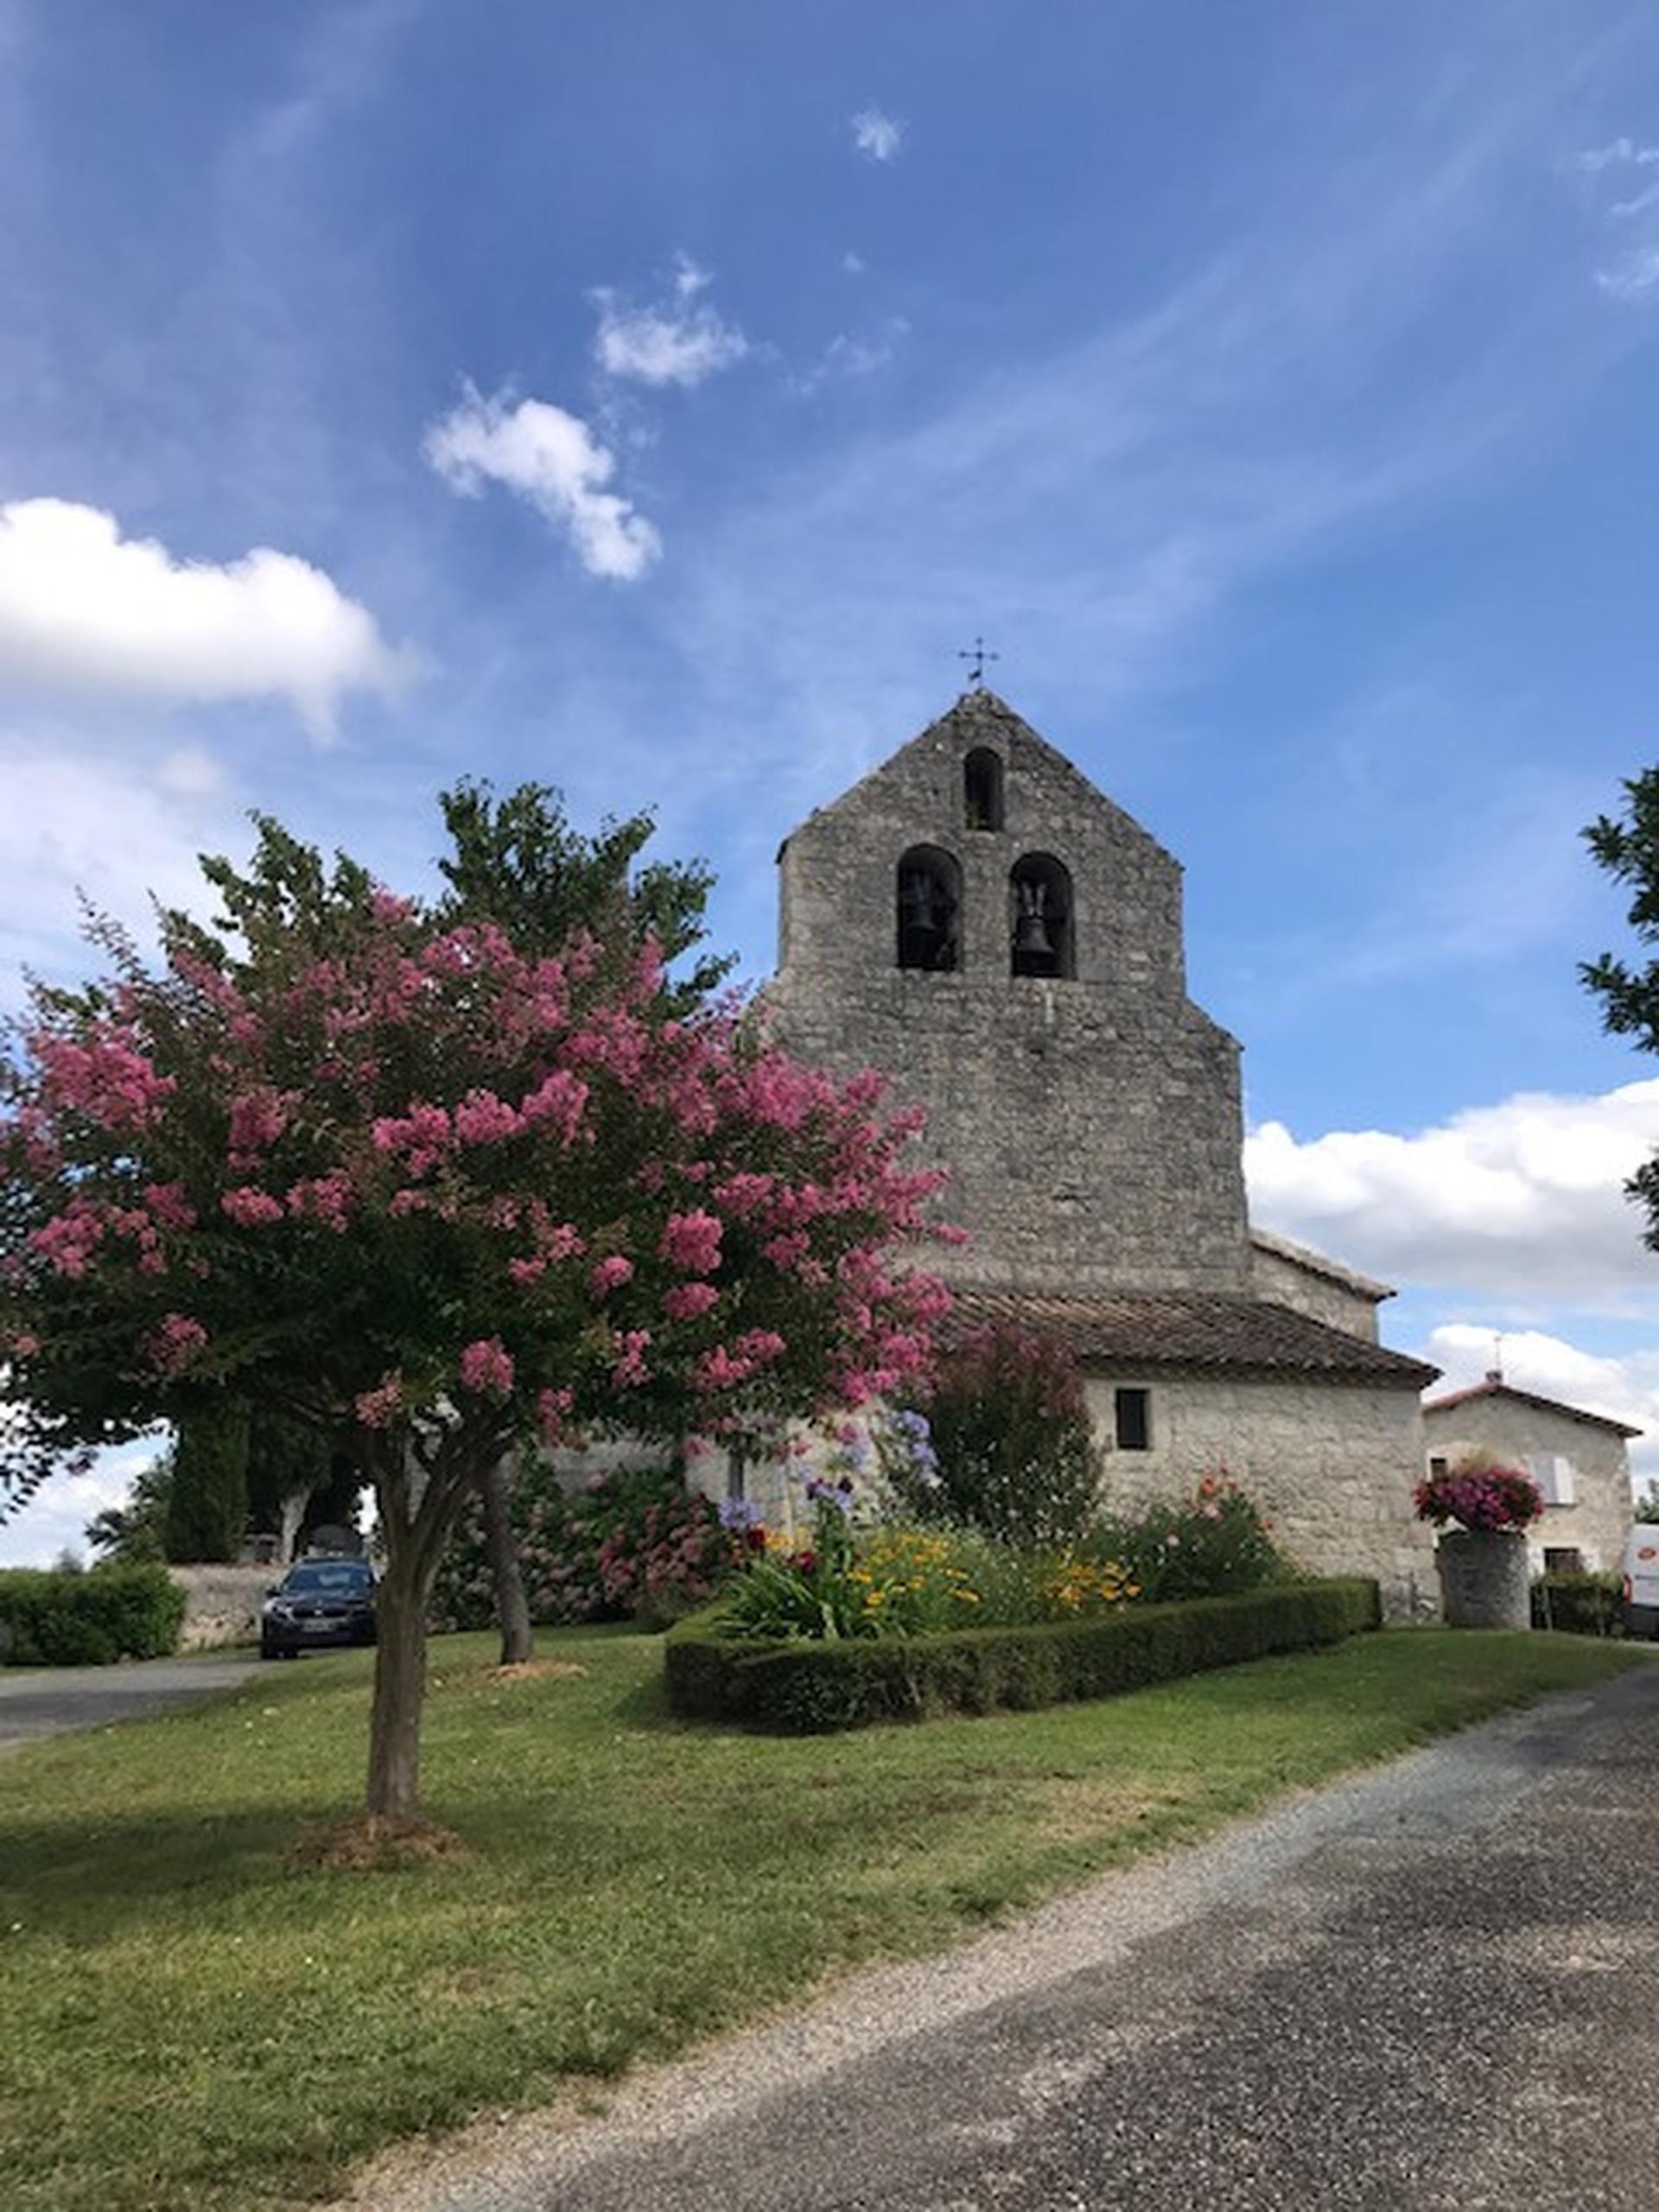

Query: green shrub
[432,1464,737,1630]
[1531,1572,1624,1637]
[0,1565,186,1667]
[1090,1474,1287,1601]
[882,1324,1103,1547]
[664,1577,1382,1732]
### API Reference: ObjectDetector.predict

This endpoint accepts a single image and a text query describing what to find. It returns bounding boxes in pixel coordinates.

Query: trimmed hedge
[664,1576,1382,1733]
[0,1565,186,1667]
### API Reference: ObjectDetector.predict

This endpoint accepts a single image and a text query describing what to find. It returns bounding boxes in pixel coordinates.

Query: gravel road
[344,1659,1659,2212]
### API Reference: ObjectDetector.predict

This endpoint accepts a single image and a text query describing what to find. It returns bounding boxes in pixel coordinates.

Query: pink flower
[537,1386,575,1443]
[611,1329,652,1389]
[285,1173,354,1231]
[453,1088,523,1145]
[664,1281,719,1323]
[693,1344,753,1392]
[590,1255,635,1298]
[148,1313,208,1376]
[355,1374,405,1429]
[143,1183,197,1230]
[10,1332,40,1359]
[221,1186,285,1227]
[459,1337,514,1398]
[519,1070,589,1146]
[661,1208,723,1275]
[227,1088,293,1153]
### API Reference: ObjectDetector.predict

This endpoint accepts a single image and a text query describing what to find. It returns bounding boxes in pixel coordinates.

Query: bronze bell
[1013,906,1052,959]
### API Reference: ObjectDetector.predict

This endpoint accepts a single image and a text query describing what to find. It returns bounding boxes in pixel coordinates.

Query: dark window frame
[1114,1386,1151,1452]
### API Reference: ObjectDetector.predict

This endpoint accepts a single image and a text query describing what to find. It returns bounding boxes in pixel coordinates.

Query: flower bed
[664,1578,1382,1732]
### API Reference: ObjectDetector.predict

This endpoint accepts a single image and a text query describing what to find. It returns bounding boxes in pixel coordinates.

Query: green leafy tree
[162,1399,250,1562]
[1,801,948,1829]
[86,1451,174,1563]
[1584,769,1659,1243]
[435,780,734,1658]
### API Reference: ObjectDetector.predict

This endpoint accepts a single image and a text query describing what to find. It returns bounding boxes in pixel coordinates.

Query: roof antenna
[1487,1332,1504,1387]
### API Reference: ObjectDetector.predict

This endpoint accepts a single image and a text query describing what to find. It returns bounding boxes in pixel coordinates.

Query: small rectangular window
[1427,1455,1449,1479]
[1114,1388,1151,1452]
[1544,1547,1583,1576]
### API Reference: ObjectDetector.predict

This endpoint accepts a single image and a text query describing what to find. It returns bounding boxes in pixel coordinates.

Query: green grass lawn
[0,1626,1649,2212]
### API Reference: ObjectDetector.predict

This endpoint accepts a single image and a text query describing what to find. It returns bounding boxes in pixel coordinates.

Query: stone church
[762,688,1442,1614]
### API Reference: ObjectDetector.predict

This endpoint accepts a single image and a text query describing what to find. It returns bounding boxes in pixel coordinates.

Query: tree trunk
[481,1453,533,1666]
[366,1543,429,1824]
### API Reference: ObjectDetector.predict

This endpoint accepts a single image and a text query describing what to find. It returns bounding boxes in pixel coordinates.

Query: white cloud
[851,105,904,162]
[1247,1080,1659,1302]
[0,1436,166,1568]
[157,744,226,796]
[842,251,867,276]
[1574,137,1659,175]
[792,320,909,396]
[423,385,662,582]
[1570,137,1659,303]
[591,258,749,389]
[1422,1323,1659,1477]
[0,500,416,739]
[0,747,238,982]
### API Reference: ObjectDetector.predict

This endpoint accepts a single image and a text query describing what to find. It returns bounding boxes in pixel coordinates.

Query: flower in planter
[1414,1459,1542,1534]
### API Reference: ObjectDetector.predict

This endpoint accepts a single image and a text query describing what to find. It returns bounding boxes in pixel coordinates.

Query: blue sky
[6,0,1659,1557]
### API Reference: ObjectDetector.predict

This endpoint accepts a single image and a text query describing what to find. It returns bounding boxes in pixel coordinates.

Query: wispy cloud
[1571,134,1659,300]
[0,499,416,738]
[423,385,662,581]
[792,319,909,395]
[592,254,749,389]
[850,105,904,163]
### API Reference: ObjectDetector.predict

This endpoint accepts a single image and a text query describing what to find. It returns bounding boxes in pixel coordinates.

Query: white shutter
[1525,1452,1576,1507]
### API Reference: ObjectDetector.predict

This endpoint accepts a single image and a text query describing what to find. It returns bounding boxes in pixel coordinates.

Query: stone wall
[1084,1371,1438,1617]
[766,692,1253,1294]
[1422,1399,1632,1575]
[169,1564,275,1650]
[1249,1240,1382,1343]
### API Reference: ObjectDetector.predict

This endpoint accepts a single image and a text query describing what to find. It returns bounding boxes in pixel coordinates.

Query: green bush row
[0,1565,186,1667]
[664,1577,1382,1733]
[1530,1572,1624,1638]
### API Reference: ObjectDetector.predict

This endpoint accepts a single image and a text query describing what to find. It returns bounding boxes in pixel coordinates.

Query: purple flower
[717,1495,762,1532]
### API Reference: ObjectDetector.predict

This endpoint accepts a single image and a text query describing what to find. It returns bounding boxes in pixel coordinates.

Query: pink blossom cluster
[33,1027,175,1133]
[148,1313,208,1376]
[458,1336,514,1398]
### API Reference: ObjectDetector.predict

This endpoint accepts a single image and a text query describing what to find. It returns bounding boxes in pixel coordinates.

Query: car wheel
[259,1637,279,1660]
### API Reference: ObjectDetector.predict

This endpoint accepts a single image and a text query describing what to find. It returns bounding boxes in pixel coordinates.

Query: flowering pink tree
[0,821,950,1825]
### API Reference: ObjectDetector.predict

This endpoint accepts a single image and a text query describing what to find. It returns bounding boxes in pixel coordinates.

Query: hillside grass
[0,1625,1648,2212]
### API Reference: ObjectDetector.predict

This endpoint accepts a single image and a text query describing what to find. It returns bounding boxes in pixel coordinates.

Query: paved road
[0,1649,264,1752]
[350,1661,1659,2212]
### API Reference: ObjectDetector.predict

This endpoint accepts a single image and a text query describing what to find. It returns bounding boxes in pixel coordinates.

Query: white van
[1624,1524,1659,1639]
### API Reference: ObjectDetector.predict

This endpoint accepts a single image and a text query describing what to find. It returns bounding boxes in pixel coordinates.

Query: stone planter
[1434,1529,1531,1630]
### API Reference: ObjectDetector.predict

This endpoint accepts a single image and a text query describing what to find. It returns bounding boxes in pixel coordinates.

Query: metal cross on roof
[957,636,1000,686]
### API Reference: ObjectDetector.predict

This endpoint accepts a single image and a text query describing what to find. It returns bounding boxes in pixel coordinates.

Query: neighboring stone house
[753,688,1441,1612]
[1421,1376,1638,1576]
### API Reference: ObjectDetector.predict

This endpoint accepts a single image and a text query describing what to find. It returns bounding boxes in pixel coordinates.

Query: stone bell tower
[765,690,1253,1294]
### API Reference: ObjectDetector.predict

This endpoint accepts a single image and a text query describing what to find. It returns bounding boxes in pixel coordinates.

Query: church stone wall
[1250,1244,1382,1342]
[1084,1373,1437,1618]
[766,694,1252,1294]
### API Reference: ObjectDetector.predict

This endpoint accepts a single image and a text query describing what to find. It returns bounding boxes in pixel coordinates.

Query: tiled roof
[946,1287,1439,1386]
[1421,1377,1642,1440]
[1249,1226,1395,1303]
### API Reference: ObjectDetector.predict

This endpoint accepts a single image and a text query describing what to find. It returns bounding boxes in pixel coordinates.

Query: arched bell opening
[963,748,1004,831]
[896,845,962,972]
[1009,852,1074,978]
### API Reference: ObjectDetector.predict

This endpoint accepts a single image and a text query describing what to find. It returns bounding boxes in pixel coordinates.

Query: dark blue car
[259,1558,377,1659]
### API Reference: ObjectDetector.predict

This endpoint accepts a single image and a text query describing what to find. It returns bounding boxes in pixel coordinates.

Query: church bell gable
[767,690,1253,1296]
